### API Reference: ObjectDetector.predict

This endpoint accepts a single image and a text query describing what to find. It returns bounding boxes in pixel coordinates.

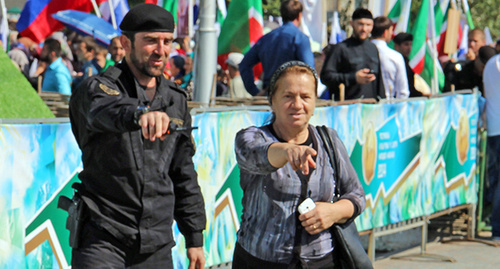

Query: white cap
[225,52,244,69]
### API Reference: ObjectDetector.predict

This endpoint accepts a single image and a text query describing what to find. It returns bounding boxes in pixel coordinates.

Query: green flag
[217,0,263,55]
[162,0,178,24]
[461,0,475,29]
[409,0,430,74]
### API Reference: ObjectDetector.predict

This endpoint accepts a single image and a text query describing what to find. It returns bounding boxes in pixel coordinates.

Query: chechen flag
[410,0,445,93]
[217,0,263,69]
[432,0,451,57]
[17,0,105,43]
[387,0,412,34]
[409,0,429,74]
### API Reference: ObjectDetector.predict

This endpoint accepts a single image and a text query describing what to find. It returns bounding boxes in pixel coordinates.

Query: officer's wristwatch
[134,106,150,125]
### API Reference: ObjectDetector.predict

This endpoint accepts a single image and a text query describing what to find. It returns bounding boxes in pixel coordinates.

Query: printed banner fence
[0,94,479,268]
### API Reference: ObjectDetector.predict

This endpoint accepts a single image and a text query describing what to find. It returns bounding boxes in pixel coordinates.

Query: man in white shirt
[483,53,500,241]
[371,16,409,99]
[226,52,252,98]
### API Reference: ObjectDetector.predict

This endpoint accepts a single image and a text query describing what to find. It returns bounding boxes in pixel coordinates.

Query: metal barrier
[477,129,490,234]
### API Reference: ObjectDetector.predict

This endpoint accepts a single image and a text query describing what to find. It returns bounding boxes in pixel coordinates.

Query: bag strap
[316,125,341,200]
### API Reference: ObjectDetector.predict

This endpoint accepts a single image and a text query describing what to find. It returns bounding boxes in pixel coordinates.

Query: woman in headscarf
[233,61,366,268]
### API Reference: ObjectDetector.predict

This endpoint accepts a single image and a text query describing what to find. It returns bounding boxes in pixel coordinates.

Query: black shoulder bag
[316,125,373,269]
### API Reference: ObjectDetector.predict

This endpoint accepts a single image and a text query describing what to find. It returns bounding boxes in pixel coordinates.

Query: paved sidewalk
[208,239,500,269]
[374,239,500,268]
[207,232,500,269]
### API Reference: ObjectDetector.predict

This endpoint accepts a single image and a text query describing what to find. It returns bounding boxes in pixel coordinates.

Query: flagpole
[90,0,102,18]
[322,0,327,48]
[188,0,194,38]
[428,0,439,94]
[108,0,118,30]
[384,0,390,16]
[194,0,217,104]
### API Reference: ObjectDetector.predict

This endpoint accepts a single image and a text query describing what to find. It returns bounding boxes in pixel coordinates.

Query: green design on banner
[24,173,81,268]
[350,116,421,210]
[215,165,243,225]
[435,121,476,192]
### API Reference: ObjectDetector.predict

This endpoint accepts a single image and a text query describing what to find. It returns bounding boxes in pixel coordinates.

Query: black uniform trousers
[71,220,173,269]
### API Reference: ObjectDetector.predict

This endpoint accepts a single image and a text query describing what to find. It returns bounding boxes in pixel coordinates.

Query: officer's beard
[129,49,165,78]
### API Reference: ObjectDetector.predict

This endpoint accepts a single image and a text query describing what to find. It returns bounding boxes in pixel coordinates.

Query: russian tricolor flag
[100,0,129,29]
[17,0,105,43]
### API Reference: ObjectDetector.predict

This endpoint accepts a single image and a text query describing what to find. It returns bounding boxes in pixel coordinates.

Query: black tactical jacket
[69,62,206,253]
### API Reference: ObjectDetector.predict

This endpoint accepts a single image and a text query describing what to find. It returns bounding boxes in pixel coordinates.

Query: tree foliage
[262,0,281,18]
[469,0,500,40]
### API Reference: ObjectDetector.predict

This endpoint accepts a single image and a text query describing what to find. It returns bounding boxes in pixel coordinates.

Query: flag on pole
[145,0,179,24]
[433,0,450,56]
[407,0,445,93]
[217,0,263,74]
[329,11,344,44]
[216,0,227,20]
[216,0,227,32]
[457,23,469,59]
[461,0,474,29]
[163,0,178,24]
[422,0,445,93]
[368,0,411,33]
[217,0,263,56]
[421,40,445,93]
[100,0,129,28]
[409,0,429,74]
[389,0,412,34]
[17,0,106,43]
[367,0,414,37]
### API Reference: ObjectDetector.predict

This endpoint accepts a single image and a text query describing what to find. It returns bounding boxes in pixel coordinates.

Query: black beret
[393,33,413,45]
[120,4,175,33]
[352,8,373,21]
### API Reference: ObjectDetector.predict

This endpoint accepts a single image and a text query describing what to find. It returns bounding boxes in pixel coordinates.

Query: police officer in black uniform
[69,4,206,268]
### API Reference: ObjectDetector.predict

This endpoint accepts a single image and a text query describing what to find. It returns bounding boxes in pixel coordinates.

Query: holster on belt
[57,183,87,249]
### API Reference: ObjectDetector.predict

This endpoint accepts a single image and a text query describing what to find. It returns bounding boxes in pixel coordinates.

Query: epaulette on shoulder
[162,76,187,97]
[91,66,123,96]
[101,66,122,83]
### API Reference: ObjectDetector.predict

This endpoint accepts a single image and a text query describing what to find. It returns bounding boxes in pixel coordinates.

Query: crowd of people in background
[2,2,500,104]
[3,20,197,97]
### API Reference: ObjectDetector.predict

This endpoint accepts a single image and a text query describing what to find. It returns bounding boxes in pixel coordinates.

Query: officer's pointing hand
[138,111,170,141]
